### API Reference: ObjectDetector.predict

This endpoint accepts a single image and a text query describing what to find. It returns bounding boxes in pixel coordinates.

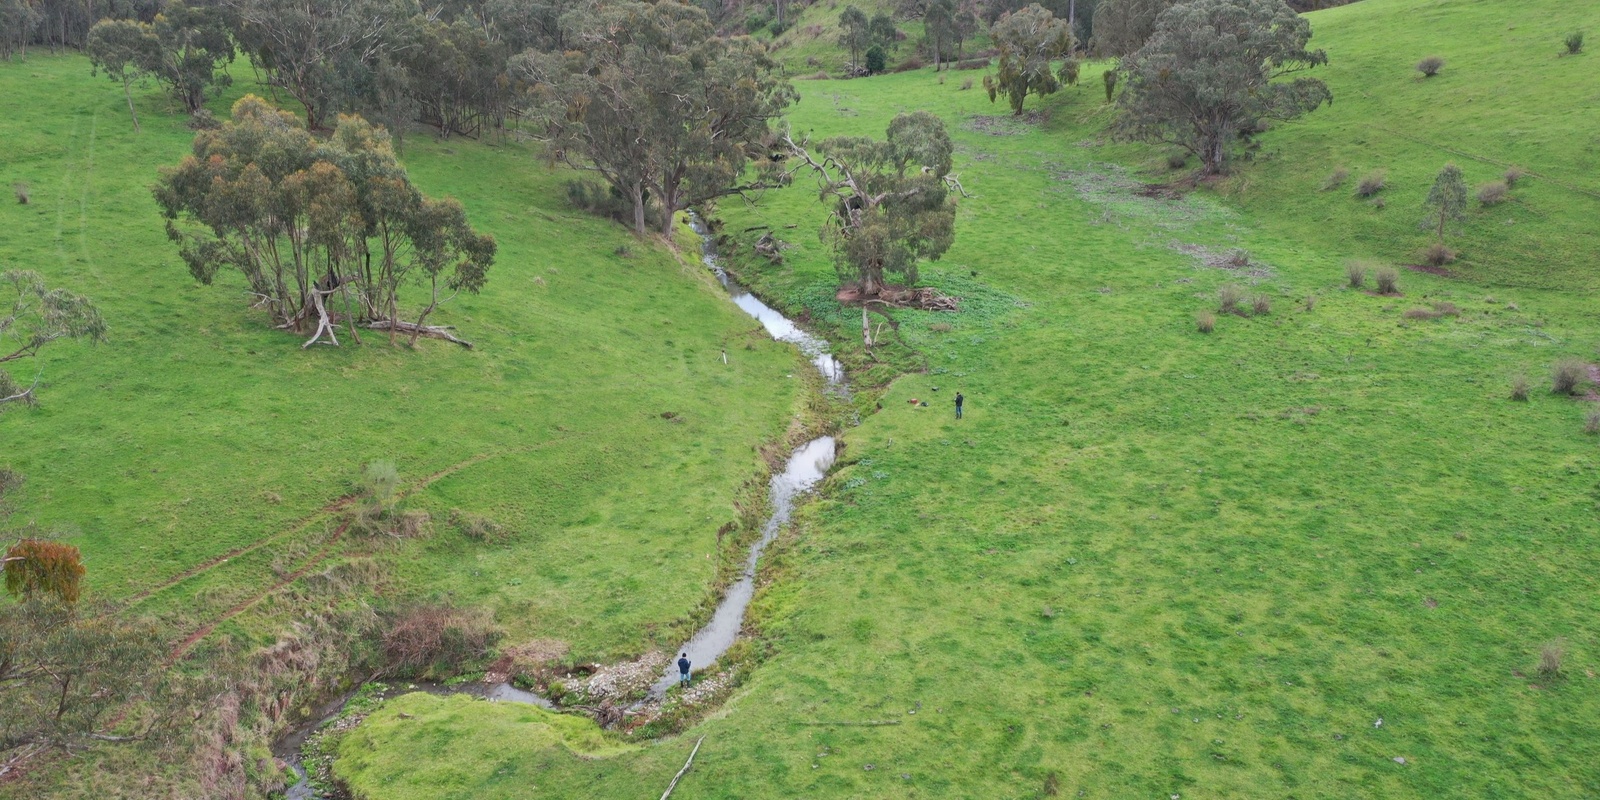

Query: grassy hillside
[1190,0,1600,288]
[336,0,1600,797]
[0,55,811,663]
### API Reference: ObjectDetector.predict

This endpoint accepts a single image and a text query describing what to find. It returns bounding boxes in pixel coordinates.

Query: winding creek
[273,214,844,798]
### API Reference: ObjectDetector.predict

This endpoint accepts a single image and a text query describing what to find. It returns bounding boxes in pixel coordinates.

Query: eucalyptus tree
[1091,0,1170,56]
[223,0,413,130]
[786,112,963,298]
[153,96,494,348]
[0,271,106,409]
[86,18,152,131]
[1115,0,1330,175]
[984,4,1074,115]
[513,1,794,236]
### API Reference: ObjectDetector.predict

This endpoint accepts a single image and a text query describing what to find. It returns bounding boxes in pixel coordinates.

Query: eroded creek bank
[271,213,850,798]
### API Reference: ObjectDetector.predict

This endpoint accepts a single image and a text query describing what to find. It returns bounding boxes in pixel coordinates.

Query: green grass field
[0,53,813,666]
[330,0,1600,798]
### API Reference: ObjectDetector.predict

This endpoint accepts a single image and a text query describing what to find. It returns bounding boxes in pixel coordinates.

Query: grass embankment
[0,52,814,794]
[338,0,1600,797]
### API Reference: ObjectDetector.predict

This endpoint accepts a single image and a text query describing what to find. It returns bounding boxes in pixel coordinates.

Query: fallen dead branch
[659,735,706,800]
[365,320,474,348]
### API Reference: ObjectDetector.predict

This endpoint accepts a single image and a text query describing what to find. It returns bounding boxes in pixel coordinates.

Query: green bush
[1196,311,1215,333]
[865,45,886,74]
[1565,31,1584,55]
[1416,56,1444,76]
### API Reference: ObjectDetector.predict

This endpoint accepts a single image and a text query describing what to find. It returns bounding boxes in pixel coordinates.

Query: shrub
[928,322,953,333]
[1566,31,1584,55]
[12,182,28,205]
[187,109,221,130]
[865,45,886,74]
[1402,307,1439,321]
[1422,242,1457,266]
[1320,168,1348,191]
[1196,311,1215,333]
[1224,248,1251,268]
[1416,56,1445,77]
[960,77,973,90]
[1586,408,1600,434]
[1538,641,1564,677]
[769,18,790,35]
[1304,295,1316,312]
[806,55,821,67]
[1510,374,1529,401]
[1217,284,1245,314]
[1551,358,1588,395]
[1346,261,1366,288]
[1103,68,1117,103]
[1355,170,1386,197]
[1166,150,1188,170]
[1504,166,1527,187]
[892,57,925,73]
[1477,181,1508,206]
[450,509,509,543]
[1251,295,1271,315]
[1371,197,1387,210]
[1432,301,1460,317]
[1375,266,1400,294]
[379,604,502,678]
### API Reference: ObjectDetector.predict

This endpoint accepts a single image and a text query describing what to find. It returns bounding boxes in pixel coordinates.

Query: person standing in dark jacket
[678,653,691,686]
[955,392,964,419]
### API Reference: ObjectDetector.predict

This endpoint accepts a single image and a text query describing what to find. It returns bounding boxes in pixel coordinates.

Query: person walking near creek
[955,391,964,419]
[678,652,692,686]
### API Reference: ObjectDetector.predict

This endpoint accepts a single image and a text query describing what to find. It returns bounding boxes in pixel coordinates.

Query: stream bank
[270,212,851,798]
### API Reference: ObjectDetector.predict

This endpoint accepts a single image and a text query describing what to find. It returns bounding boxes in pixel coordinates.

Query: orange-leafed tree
[3,539,86,605]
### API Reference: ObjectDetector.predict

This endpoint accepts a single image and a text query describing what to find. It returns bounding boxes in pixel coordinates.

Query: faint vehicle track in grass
[161,436,582,659]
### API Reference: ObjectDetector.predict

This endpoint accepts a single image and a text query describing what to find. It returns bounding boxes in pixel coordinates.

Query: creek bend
[273,213,843,797]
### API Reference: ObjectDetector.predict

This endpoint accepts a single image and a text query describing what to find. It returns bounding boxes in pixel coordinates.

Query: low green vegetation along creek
[3,0,1600,797]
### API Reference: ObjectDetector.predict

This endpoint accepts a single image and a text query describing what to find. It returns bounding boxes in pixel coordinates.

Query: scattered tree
[153,96,495,348]
[984,4,1074,115]
[512,2,795,236]
[222,0,407,130]
[1,270,106,409]
[839,5,870,66]
[1420,162,1468,242]
[145,0,236,113]
[869,11,900,52]
[923,0,956,69]
[786,112,964,298]
[86,19,152,132]
[1115,0,1331,176]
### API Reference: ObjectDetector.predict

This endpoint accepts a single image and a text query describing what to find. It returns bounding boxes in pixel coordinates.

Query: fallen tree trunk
[366,320,474,349]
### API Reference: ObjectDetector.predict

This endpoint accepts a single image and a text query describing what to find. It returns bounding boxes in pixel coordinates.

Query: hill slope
[334,0,1600,798]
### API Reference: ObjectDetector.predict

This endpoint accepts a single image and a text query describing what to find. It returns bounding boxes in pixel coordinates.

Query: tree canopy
[0,271,106,409]
[512,1,794,235]
[1114,0,1330,175]
[985,4,1075,115]
[153,96,495,348]
[1421,163,1469,241]
[787,112,962,297]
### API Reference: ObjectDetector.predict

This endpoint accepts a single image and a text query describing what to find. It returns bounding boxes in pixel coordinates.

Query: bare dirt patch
[966,111,1047,136]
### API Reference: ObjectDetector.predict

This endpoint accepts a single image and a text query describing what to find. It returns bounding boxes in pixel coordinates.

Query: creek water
[271,213,841,797]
